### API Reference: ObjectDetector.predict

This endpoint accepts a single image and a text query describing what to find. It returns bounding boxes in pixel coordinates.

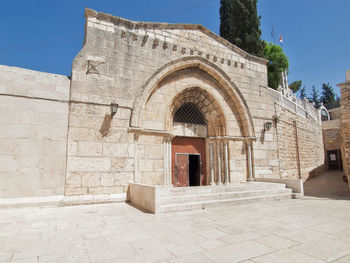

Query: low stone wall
[255,178,304,196]
[129,183,157,213]
[0,65,70,198]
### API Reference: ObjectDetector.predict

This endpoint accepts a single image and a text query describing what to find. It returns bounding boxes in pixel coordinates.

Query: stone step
[160,188,292,205]
[159,193,293,213]
[158,182,287,197]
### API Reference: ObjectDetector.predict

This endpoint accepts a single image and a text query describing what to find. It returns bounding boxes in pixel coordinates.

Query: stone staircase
[156,182,293,213]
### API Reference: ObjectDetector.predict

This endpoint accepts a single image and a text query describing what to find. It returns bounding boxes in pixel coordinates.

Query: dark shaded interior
[189,154,200,186]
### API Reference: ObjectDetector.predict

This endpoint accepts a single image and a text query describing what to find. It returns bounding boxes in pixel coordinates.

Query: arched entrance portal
[169,87,226,187]
[131,57,256,186]
[171,103,208,187]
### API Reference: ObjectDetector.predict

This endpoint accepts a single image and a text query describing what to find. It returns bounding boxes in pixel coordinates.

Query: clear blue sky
[1,0,349,97]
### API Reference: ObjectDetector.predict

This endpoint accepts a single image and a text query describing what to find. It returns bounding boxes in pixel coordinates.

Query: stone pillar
[209,142,215,185]
[163,137,168,185]
[224,141,230,184]
[163,137,172,185]
[247,141,253,181]
[216,141,222,185]
[168,137,172,185]
[133,133,140,183]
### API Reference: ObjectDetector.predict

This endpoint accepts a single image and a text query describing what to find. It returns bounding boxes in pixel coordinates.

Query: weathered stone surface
[0,8,327,198]
[0,66,69,198]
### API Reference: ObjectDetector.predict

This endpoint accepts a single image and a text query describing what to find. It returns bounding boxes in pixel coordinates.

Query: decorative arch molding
[131,56,255,137]
[167,87,226,137]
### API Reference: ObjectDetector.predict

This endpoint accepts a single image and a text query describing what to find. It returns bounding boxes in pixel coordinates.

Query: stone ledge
[0,194,126,209]
[61,193,126,206]
[0,195,62,209]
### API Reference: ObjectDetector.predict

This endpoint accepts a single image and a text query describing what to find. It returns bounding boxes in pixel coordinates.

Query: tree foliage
[289,80,302,93]
[321,83,336,105]
[263,43,289,89]
[299,86,306,100]
[220,0,265,57]
[309,85,321,108]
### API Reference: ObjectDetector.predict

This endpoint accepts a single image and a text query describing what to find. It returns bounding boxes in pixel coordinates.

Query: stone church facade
[0,9,324,204]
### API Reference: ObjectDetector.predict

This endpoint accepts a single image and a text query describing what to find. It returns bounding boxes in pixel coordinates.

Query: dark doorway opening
[327,150,342,170]
[189,154,200,186]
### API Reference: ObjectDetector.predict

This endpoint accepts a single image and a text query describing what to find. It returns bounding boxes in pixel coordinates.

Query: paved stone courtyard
[1,192,350,263]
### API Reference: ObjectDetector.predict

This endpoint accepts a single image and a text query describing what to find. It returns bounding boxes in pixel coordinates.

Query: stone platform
[129,182,294,213]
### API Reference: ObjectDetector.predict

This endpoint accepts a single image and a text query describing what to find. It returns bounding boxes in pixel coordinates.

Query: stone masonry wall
[0,65,70,198]
[0,9,326,199]
[275,105,324,180]
[66,9,269,194]
[338,71,350,188]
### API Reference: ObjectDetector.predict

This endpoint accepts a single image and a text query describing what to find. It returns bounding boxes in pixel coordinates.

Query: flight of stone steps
[157,182,293,213]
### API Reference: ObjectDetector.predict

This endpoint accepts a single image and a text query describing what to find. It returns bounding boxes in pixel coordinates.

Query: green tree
[220,0,265,57]
[263,43,289,89]
[309,85,321,108]
[289,80,302,93]
[321,83,336,105]
[299,86,306,100]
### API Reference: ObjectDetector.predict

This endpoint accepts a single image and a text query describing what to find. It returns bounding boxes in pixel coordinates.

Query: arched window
[173,103,206,125]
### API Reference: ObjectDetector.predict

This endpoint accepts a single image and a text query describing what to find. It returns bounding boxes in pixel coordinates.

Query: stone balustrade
[267,87,320,123]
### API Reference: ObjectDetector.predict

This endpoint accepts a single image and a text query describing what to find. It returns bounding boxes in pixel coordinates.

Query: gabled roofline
[85,8,268,65]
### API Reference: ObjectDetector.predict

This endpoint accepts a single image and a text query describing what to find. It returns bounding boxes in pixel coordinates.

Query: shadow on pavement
[304,170,350,200]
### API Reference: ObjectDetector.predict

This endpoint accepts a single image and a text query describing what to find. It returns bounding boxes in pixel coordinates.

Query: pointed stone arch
[131,56,255,138]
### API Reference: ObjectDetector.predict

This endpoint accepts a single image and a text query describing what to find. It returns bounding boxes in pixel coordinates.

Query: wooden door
[175,154,189,187]
[172,137,206,187]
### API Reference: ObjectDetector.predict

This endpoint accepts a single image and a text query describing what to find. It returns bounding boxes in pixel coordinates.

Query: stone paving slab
[1,197,350,263]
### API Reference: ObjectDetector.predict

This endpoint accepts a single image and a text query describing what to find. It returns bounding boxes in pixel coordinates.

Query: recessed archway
[131,56,255,138]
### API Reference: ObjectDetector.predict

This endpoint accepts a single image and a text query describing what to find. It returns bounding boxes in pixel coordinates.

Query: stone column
[162,137,172,185]
[247,141,253,181]
[224,141,230,184]
[216,141,222,185]
[133,133,140,183]
[209,142,215,185]
[168,137,172,185]
[163,137,168,185]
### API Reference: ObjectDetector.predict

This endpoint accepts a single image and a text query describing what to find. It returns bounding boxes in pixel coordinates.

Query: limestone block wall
[0,65,70,198]
[137,135,165,185]
[338,71,350,187]
[66,8,269,194]
[65,103,134,195]
[251,85,324,181]
[274,105,324,180]
[72,9,268,113]
[250,87,280,179]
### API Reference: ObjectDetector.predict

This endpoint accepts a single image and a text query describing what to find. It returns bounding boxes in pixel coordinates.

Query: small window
[173,103,206,125]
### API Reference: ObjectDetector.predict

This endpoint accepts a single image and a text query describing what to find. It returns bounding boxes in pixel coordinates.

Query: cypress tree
[321,83,336,105]
[310,85,321,108]
[220,0,265,57]
[299,86,306,100]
